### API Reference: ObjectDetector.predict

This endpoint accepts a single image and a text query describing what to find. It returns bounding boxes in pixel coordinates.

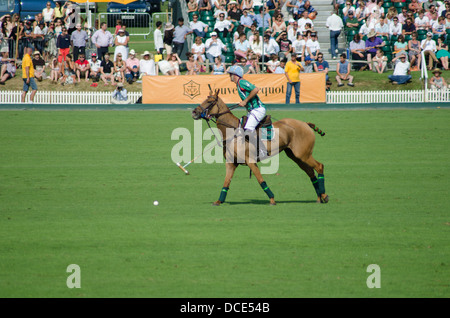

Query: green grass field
[0,108,449,298]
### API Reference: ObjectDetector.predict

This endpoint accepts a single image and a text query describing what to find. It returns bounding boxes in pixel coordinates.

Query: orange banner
[142,73,325,104]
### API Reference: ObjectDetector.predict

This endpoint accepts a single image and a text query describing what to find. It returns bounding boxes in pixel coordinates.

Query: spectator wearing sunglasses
[42,2,54,25]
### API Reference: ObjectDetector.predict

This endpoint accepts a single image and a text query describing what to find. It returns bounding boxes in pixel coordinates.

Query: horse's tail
[307,123,326,137]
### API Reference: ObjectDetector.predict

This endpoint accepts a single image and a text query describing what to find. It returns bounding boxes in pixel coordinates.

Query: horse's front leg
[247,162,276,206]
[213,162,238,206]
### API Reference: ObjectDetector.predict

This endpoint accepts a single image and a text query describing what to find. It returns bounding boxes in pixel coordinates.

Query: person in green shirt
[345,11,359,33]
[227,64,266,131]
[227,64,268,159]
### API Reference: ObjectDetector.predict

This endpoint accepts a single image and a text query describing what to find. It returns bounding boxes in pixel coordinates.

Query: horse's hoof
[212,201,221,206]
[320,195,329,204]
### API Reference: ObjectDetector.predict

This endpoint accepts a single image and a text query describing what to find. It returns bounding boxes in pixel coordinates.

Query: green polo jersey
[236,78,265,112]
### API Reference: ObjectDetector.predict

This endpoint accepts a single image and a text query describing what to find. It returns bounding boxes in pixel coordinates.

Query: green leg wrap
[260,181,274,199]
[311,176,321,197]
[317,174,325,195]
[218,187,229,203]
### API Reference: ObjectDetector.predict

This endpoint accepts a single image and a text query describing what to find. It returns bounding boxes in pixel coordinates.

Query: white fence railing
[426,88,450,103]
[0,90,141,104]
[0,89,448,105]
[326,89,425,104]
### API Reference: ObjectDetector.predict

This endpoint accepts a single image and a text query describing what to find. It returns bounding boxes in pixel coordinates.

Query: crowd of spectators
[0,0,158,96]
[181,0,332,79]
[179,0,448,89]
[341,0,450,77]
[1,0,449,93]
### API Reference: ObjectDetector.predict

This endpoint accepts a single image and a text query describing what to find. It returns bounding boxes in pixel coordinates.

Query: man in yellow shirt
[284,52,303,104]
[21,47,37,103]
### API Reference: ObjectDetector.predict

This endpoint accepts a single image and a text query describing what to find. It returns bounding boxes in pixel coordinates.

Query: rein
[198,96,241,146]
[198,96,240,129]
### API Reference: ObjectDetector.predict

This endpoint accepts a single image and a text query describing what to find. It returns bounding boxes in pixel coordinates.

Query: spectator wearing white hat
[32,50,46,81]
[163,22,175,55]
[205,32,227,64]
[114,28,129,62]
[139,51,158,78]
[228,1,243,22]
[125,49,140,84]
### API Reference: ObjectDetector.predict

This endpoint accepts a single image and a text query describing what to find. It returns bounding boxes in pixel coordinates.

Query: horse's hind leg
[285,149,329,203]
[303,156,329,203]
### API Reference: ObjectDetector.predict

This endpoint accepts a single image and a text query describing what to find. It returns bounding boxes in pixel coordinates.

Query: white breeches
[244,107,266,131]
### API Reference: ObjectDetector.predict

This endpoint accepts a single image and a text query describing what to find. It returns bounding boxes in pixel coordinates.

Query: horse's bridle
[197,95,219,120]
[197,95,242,147]
[198,95,236,121]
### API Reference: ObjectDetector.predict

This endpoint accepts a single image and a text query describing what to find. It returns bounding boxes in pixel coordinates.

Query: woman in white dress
[191,36,206,65]
[158,53,180,75]
[114,28,129,62]
[42,2,54,25]
[168,53,182,75]
[114,53,126,84]
[249,29,263,60]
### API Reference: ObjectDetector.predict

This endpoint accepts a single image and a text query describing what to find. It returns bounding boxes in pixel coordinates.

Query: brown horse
[191,90,328,206]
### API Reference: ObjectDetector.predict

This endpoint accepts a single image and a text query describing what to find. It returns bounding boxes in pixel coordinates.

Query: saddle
[239,115,274,142]
[239,115,272,130]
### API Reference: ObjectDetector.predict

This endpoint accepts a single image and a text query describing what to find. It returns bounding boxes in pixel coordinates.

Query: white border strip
[0,89,448,105]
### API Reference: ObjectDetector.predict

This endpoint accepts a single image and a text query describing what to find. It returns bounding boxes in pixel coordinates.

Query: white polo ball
[153,201,159,206]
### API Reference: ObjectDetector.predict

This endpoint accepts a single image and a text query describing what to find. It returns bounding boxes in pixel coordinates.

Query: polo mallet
[176,138,222,175]
[176,153,202,175]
